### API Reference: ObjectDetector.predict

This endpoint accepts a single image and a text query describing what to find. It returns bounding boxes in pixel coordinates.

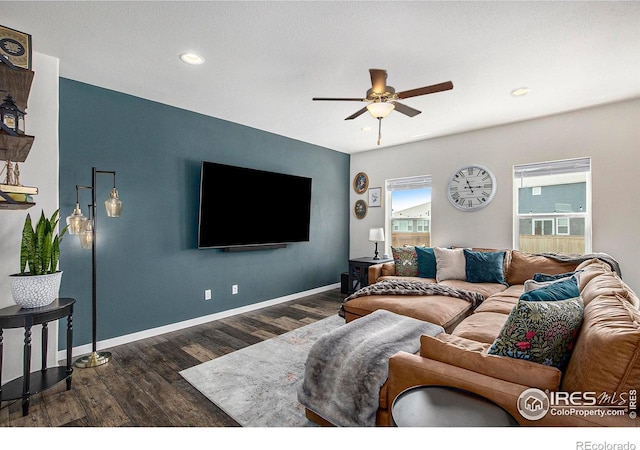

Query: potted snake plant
[9,209,68,308]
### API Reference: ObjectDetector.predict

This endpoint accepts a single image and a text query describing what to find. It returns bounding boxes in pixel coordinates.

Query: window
[385,175,432,252]
[514,157,591,254]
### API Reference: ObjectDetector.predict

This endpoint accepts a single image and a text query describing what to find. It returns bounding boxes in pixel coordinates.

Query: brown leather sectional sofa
[307,249,640,427]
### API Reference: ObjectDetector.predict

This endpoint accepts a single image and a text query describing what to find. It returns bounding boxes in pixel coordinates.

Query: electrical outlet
[232,284,238,295]
[204,289,212,300]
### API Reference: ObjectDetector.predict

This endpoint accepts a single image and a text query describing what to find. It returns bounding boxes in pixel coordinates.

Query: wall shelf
[0,133,35,162]
[0,63,34,110]
[1,62,37,210]
[0,201,35,210]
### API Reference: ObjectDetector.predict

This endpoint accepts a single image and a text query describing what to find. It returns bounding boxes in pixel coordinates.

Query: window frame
[513,157,592,253]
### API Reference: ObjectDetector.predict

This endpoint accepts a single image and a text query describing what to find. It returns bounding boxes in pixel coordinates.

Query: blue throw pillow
[519,276,580,301]
[533,270,582,282]
[415,246,437,278]
[463,249,507,285]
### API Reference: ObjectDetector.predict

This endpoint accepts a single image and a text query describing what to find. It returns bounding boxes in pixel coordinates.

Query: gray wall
[58,79,350,348]
[350,99,640,293]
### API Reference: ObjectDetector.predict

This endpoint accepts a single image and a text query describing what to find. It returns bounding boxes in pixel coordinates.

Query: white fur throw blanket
[297,309,444,427]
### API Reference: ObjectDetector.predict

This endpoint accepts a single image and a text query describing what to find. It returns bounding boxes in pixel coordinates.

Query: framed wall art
[368,187,381,207]
[0,25,32,69]
[354,199,368,219]
[353,172,368,194]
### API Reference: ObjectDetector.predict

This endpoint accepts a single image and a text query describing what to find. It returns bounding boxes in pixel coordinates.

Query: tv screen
[198,161,312,249]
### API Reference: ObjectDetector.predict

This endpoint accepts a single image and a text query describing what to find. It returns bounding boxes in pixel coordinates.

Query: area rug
[180,314,344,427]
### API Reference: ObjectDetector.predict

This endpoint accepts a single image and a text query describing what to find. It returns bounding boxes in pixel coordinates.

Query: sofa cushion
[561,293,640,396]
[341,294,473,331]
[380,262,396,277]
[519,276,580,302]
[415,246,437,278]
[420,334,562,391]
[474,294,519,315]
[575,258,612,291]
[580,270,639,308]
[533,270,582,283]
[463,249,507,285]
[392,246,419,277]
[434,247,466,281]
[505,250,579,286]
[451,312,508,344]
[487,297,584,370]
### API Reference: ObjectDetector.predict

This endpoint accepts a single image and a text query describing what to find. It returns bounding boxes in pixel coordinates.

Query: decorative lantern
[0,94,25,135]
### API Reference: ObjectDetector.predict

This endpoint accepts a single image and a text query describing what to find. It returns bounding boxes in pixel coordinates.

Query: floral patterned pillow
[392,246,419,277]
[487,297,584,370]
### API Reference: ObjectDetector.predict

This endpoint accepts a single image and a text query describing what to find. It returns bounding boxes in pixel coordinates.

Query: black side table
[392,385,519,427]
[0,298,75,416]
[348,256,393,294]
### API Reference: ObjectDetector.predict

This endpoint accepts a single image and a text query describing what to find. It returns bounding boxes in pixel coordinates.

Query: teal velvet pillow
[519,276,579,301]
[392,246,419,277]
[533,270,582,283]
[415,247,437,278]
[463,249,506,285]
[487,297,584,370]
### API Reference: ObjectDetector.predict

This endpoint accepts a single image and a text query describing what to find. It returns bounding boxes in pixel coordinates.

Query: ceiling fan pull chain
[377,118,382,145]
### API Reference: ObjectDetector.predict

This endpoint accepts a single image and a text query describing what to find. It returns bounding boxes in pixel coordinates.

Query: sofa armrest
[386,351,636,427]
[368,262,395,284]
[420,333,562,391]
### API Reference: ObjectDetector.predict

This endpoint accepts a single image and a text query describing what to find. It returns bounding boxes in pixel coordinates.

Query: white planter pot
[9,271,63,309]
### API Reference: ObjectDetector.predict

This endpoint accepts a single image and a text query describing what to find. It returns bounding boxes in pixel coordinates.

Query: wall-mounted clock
[447,164,497,211]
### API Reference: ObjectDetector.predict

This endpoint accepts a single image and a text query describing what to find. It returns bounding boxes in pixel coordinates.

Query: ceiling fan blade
[369,69,388,94]
[391,101,421,117]
[397,81,454,99]
[313,97,365,101]
[345,106,368,120]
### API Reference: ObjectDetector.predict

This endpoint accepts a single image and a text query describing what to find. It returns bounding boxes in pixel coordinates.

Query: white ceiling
[1,1,639,154]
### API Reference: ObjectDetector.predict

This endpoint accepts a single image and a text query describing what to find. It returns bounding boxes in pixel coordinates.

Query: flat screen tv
[198,161,312,249]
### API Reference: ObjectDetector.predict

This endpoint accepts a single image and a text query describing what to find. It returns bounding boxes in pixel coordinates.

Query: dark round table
[392,385,519,427]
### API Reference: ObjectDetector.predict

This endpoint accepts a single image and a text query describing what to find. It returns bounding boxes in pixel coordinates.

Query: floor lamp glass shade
[105,188,123,217]
[66,204,88,235]
[79,221,93,249]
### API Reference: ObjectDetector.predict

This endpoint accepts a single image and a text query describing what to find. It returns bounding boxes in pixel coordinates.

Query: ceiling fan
[313,68,453,145]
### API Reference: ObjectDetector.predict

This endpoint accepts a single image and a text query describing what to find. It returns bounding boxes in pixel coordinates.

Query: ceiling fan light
[366,102,395,119]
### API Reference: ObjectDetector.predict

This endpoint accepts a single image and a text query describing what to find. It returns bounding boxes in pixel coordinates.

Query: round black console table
[0,298,75,416]
[392,385,519,427]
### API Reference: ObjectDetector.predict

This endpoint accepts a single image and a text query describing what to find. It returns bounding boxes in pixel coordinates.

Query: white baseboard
[58,283,341,361]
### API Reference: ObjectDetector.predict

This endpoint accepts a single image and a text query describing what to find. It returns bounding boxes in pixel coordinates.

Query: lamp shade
[104,187,123,217]
[79,221,93,249]
[369,227,385,242]
[366,102,395,119]
[66,204,88,235]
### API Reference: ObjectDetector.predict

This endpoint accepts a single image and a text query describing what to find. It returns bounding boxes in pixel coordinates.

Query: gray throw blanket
[539,252,622,278]
[339,279,485,317]
[297,309,444,427]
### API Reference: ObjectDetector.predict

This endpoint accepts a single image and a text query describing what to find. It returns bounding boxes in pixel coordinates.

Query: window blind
[386,175,432,191]
[514,157,591,178]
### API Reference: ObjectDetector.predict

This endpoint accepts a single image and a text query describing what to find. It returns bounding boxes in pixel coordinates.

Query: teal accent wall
[58,79,349,349]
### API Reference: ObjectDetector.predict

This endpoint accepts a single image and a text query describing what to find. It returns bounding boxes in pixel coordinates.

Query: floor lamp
[66,167,123,368]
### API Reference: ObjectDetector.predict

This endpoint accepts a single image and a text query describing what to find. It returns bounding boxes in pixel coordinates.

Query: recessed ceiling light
[511,87,530,97]
[180,52,205,65]
[361,126,373,132]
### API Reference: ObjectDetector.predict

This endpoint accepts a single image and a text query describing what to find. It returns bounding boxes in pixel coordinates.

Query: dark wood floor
[0,288,344,427]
